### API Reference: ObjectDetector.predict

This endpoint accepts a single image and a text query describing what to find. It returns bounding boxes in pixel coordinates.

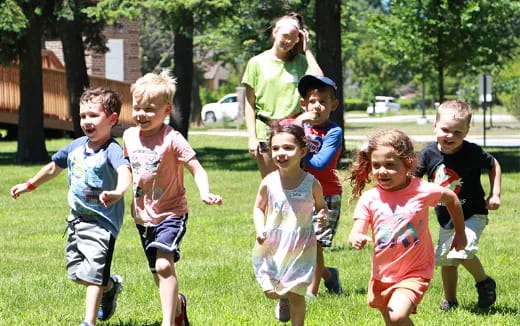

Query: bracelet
[26,181,37,191]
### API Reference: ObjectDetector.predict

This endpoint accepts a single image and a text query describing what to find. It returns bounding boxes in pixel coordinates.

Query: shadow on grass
[486,147,520,173]
[0,151,56,165]
[195,147,258,171]
[461,304,519,316]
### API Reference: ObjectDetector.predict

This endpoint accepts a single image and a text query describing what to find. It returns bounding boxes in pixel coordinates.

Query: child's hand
[348,233,372,250]
[134,215,153,225]
[486,195,500,210]
[99,190,124,207]
[10,183,30,199]
[201,193,223,205]
[315,209,327,229]
[451,232,468,251]
[300,28,310,52]
[298,111,320,125]
[256,231,267,245]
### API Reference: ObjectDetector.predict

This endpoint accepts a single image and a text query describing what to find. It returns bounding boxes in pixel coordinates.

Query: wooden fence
[0,65,134,132]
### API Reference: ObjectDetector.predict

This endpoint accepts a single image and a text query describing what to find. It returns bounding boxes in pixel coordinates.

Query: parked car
[201,93,239,122]
[366,96,401,115]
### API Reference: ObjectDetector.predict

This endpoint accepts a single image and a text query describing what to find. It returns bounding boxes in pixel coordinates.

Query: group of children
[9,72,501,326]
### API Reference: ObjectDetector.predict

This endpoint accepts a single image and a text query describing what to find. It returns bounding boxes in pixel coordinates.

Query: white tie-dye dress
[252,171,317,296]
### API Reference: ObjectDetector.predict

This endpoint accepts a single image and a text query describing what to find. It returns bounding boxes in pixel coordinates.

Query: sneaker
[439,299,459,311]
[275,298,290,323]
[324,267,343,294]
[175,293,190,326]
[476,277,496,308]
[97,275,124,321]
[79,323,93,326]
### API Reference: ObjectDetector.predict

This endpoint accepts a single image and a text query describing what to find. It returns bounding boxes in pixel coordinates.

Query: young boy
[295,75,343,297]
[10,88,132,326]
[123,71,222,326]
[416,100,501,310]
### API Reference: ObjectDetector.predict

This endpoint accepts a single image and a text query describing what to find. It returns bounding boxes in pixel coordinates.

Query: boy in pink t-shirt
[123,71,222,326]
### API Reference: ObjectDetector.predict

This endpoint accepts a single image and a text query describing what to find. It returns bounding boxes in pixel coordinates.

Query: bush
[344,98,368,111]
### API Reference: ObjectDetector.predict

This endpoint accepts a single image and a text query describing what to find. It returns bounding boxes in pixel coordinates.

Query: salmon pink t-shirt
[353,178,443,282]
[123,125,196,225]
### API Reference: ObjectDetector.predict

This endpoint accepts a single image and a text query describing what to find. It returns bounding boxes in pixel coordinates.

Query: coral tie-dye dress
[252,171,317,296]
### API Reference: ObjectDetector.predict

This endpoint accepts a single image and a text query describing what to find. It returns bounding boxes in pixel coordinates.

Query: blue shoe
[97,275,123,321]
[324,267,343,294]
[79,322,93,326]
[476,277,496,308]
[275,298,290,323]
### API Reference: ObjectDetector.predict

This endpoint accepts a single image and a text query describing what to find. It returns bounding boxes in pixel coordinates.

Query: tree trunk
[16,15,49,163]
[437,63,445,103]
[171,18,194,139]
[59,20,90,138]
[315,0,344,129]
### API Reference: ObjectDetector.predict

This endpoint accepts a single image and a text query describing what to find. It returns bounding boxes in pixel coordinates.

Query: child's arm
[304,128,342,170]
[99,165,132,207]
[312,178,328,228]
[10,162,63,199]
[185,158,223,205]
[253,181,268,244]
[348,219,372,250]
[440,188,468,251]
[486,158,501,210]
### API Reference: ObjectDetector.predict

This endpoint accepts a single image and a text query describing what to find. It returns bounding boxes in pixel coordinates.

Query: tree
[372,0,519,102]
[0,0,55,163]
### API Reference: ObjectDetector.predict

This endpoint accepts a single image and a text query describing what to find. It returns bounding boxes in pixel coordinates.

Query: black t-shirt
[417,141,495,228]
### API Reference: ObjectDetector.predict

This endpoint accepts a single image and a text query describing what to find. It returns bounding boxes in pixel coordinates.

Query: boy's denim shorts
[435,214,488,266]
[137,214,188,273]
[313,194,341,247]
[65,213,115,286]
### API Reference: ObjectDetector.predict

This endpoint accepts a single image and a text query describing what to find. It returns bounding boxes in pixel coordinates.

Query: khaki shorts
[65,214,115,286]
[435,214,488,266]
[368,277,431,313]
[313,194,341,247]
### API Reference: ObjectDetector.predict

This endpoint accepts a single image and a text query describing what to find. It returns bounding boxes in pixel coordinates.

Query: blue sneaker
[275,298,290,323]
[324,267,343,294]
[79,323,93,326]
[97,275,123,321]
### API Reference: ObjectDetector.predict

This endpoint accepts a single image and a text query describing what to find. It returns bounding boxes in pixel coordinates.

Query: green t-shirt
[242,51,309,141]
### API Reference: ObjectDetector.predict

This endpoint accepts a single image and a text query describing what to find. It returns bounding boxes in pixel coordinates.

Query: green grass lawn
[0,135,519,325]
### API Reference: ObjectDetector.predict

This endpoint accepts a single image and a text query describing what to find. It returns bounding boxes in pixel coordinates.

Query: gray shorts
[313,194,342,247]
[65,214,115,286]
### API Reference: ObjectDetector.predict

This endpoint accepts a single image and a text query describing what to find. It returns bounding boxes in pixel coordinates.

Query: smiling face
[132,93,171,136]
[272,24,300,56]
[80,100,117,147]
[270,132,307,171]
[300,89,338,126]
[434,113,469,154]
[370,145,411,192]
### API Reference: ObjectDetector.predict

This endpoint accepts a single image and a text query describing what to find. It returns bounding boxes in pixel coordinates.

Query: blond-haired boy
[123,71,222,326]
[417,100,501,310]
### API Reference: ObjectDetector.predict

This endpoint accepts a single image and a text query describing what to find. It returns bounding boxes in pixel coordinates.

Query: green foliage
[0,0,28,63]
[344,98,368,112]
[497,53,520,119]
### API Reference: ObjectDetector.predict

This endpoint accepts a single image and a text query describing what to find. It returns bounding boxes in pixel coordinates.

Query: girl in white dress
[252,123,327,326]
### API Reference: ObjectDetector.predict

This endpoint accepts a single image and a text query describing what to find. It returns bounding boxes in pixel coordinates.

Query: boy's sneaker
[275,298,290,323]
[175,293,190,326]
[97,275,123,321]
[476,277,496,308]
[324,267,343,294]
[439,299,459,311]
[79,323,93,326]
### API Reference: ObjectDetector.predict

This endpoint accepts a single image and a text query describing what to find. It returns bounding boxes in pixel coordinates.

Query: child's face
[79,100,117,145]
[299,89,338,126]
[132,94,171,136]
[270,132,307,170]
[434,113,469,154]
[370,145,411,192]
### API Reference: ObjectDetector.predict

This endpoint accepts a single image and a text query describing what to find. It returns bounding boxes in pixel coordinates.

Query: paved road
[190,114,520,147]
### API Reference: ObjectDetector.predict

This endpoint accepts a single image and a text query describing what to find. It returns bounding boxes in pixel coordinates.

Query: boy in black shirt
[416,100,501,310]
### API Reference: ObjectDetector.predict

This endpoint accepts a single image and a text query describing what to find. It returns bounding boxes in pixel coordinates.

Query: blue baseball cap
[298,74,337,97]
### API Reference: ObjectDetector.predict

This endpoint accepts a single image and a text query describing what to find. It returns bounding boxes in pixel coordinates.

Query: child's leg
[441,265,458,302]
[460,255,487,283]
[154,249,179,326]
[287,292,305,326]
[84,284,103,325]
[308,243,324,296]
[382,289,415,326]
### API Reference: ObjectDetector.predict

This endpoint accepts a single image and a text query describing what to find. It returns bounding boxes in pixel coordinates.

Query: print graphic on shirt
[70,151,104,207]
[130,149,163,200]
[375,214,423,250]
[432,164,463,194]
[306,135,321,154]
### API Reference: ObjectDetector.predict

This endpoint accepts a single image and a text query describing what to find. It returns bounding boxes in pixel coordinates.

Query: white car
[366,96,401,115]
[201,94,239,122]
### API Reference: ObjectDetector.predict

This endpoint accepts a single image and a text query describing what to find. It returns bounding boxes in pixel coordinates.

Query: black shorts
[136,214,188,273]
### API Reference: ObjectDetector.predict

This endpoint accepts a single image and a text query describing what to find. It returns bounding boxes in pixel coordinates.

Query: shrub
[344,98,368,111]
